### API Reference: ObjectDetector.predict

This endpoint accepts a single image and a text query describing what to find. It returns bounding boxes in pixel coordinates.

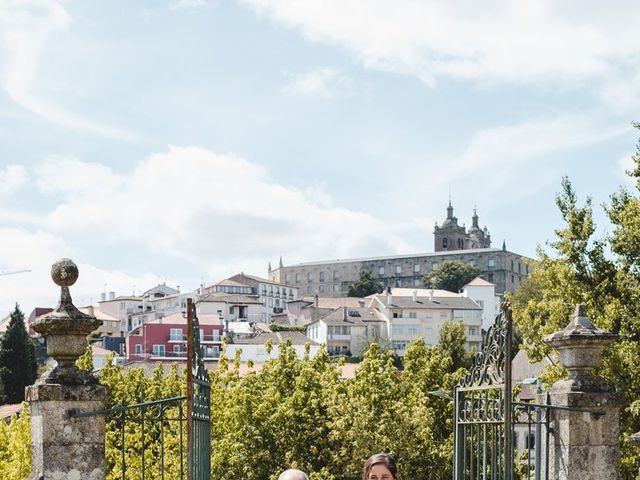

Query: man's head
[278,469,309,480]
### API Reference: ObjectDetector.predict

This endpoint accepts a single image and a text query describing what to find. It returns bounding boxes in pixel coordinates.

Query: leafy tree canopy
[509,123,640,479]
[436,320,473,373]
[0,304,37,404]
[422,260,482,293]
[347,269,382,297]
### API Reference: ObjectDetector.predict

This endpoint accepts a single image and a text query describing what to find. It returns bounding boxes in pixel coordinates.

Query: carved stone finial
[31,258,102,385]
[543,303,618,391]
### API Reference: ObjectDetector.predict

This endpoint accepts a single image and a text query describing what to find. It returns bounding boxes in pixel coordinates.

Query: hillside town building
[269,202,528,296]
[201,273,299,322]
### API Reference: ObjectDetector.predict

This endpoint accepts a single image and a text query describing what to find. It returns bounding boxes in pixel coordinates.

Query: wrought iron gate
[453,305,514,480]
[71,298,212,479]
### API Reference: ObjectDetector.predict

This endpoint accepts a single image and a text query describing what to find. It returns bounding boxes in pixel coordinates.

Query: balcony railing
[168,333,223,342]
[147,351,220,359]
[168,334,187,342]
[201,334,222,342]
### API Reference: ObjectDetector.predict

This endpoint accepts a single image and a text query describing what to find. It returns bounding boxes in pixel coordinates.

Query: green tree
[0,304,37,404]
[422,260,482,293]
[436,320,473,373]
[347,269,382,297]
[0,406,31,479]
[509,124,640,479]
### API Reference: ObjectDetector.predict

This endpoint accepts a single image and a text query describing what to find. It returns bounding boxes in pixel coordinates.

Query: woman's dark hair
[362,453,398,480]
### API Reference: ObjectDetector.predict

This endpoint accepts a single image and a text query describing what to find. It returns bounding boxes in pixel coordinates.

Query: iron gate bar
[71,395,187,479]
[186,298,212,480]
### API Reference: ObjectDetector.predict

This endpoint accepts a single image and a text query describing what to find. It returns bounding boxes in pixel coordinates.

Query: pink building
[126,312,223,361]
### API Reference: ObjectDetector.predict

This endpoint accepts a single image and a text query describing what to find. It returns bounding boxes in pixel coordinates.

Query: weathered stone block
[27,383,108,480]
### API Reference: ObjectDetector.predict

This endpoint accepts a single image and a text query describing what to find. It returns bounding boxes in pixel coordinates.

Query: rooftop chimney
[100,292,106,302]
[109,291,115,301]
[343,307,348,321]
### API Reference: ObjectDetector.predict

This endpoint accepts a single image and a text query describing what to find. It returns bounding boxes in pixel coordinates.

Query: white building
[370,290,483,355]
[98,294,143,333]
[306,306,386,357]
[224,330,320,363]
[461,277,501,330]
[197,292,264,323]
[202,273,299,323]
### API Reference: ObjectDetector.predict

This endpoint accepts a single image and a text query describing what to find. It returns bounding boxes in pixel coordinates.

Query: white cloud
[242,0,640,111]
[0,227,155,315]
[0,164,27,196]
[283,67,353,99]
[0,0,141,139]
[34,156,124,197]
[32,146,412,278]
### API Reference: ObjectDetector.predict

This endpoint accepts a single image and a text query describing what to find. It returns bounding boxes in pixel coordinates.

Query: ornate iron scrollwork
[458,306,509,388]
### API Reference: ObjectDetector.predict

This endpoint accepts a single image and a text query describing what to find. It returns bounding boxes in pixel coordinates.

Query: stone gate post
[543,304,624,480]
[26,259,108,480]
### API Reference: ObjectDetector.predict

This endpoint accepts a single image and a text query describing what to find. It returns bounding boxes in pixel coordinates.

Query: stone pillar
[543,304,623,480]
[26,259,108,480]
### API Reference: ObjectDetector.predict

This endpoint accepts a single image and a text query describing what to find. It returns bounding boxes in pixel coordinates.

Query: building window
[395,279,402,287]
[306,286,312,294]
[408,312,417,319]
[458,238,464,249]
[488,259,495,267]
[135,344,142,354]
[307,272,313,282]
[295,273,301,283]
[285,273,291,283]
[333,284,340,293]
[469,327,478,336]
[152,344,165,356]
[414,278,421,287]
[442,238,448,248]
[432,263,439,271]
[333,270,340,281]
[319,285,324,293]
[395,265,402,275]
[169,328,182,341]
[319,271,325,282]
[511,260,514,270]
[488,273,494,282]
[518,263,521,273]
[378,266,385,275]
[275,299,280,307]
[173,345,181,353]
[392,340,408,351]
[413,264,420,273]
[511,274,515,283]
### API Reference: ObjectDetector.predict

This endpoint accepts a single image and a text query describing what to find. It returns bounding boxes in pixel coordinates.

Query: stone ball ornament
[31,258,102,385]
[51,258,79,287]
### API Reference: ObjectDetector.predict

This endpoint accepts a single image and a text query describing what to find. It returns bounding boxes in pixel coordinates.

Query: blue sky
[0,0,638,313]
